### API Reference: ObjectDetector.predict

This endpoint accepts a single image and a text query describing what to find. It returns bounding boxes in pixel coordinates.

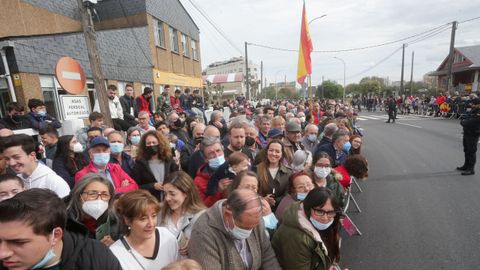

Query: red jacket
[75,162,138,194]
[193,163,225,207]
[170,96,183,113]
[312,110,323,125]
[335,165,351,189]
[136,95,152,116]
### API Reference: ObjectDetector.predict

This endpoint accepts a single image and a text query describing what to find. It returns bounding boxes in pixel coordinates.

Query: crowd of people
[0,85,371,270]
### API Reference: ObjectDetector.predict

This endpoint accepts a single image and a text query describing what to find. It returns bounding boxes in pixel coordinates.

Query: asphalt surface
[340,111,480,270]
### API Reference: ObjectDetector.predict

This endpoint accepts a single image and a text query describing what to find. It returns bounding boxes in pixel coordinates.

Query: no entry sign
[55,57,86,95]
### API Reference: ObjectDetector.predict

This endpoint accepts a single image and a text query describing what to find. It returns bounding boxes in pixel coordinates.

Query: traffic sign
[55,57,86,95]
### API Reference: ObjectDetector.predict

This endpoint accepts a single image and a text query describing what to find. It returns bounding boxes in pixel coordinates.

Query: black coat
[0,115,31,130]
[119,94,136,121]
[59,231,122,270]
[132,158,178,200]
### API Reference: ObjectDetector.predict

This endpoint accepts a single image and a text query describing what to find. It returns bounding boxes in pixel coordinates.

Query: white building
[204,56,258,82]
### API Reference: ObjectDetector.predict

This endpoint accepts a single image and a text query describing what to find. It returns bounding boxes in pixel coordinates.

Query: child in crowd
[205,152,250,196]
[25,98,62,130]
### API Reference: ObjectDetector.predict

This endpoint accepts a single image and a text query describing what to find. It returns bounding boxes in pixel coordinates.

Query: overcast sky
[180,0,480,87]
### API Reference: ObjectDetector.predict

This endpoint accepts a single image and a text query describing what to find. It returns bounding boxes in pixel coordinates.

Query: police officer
[386,96,396,123]
[457,93,480,175]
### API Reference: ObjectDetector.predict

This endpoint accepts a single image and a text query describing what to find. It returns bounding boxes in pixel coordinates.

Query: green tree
[315,80,343,99]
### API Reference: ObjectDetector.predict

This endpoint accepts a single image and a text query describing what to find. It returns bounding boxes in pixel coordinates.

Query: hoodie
[20,162,70,198]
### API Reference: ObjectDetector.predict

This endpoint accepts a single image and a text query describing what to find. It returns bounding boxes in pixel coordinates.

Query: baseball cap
[267,128,284,139]
[90,137,110,148]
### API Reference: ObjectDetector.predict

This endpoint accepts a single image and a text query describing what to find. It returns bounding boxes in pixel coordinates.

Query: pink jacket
[75,162,138,194]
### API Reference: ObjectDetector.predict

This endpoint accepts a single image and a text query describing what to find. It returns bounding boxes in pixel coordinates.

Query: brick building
[0,0,202,120]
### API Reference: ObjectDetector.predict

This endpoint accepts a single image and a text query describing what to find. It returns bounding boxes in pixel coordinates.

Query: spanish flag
[296,1,313,85]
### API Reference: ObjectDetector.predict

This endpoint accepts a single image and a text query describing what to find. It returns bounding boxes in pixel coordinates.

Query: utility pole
[446,21,458,94]
[244,42,250,101]
[400,43,406,96]
[76,0,112,127]
[260,61,263,100]
[410,51,414,96]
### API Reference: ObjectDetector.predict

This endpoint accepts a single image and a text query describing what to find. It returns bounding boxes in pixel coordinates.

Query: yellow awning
[153,69,203,88]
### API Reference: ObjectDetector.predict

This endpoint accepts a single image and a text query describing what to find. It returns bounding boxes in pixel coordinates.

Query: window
[154,19,165,47]
[169,27,179,53]
[40,76,67,119]
[191,39,198,60]
[181,34,189,57]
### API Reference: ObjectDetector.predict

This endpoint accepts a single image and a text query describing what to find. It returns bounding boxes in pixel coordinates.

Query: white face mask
[314,167,331,179]
[82,199,109,220]
[229,217,252,240]
[71,142,84,153]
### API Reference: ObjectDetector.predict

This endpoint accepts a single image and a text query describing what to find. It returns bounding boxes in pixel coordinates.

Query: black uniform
[458,95,480,175]
[386,98,396,123]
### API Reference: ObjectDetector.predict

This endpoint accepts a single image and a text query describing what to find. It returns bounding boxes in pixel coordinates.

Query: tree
[315,80,343,99]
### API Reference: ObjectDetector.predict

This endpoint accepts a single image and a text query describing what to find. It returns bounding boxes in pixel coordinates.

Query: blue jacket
[26,111,62,130]
[315,143,347,167]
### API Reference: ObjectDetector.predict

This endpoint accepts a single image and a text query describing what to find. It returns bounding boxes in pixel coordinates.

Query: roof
[203,73,244,84]
[429,44,480,76]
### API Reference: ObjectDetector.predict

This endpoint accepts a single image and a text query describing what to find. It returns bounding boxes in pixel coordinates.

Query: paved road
[341,111,480,269]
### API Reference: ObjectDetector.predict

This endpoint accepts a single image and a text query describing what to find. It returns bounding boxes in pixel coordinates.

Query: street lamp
[308,14,327,25]
[333,56,346,103]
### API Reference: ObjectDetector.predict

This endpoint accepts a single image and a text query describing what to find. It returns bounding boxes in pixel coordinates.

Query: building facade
[0,0,202,119]
[429,45,480,93]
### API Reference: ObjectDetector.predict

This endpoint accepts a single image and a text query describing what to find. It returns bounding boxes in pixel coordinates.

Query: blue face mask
[310,217,334,231]
[31,230,56,269]
[342,142,352,152]
[93,153,110,167]
[110,142,124,154]
[130,135,141,145]
[307,134,317,143]
[208,155,225,169]
[37,111,47,117]
[262,213,278,230]
[229,217,252,240]
[296,192,308,201]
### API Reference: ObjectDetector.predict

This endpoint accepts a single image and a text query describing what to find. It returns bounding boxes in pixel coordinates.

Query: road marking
[362,116,381,120]
[357,117,368,121]
[396,122,422,128]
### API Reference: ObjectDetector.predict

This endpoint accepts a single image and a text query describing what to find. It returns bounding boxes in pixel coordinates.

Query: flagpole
[309,75,313,112]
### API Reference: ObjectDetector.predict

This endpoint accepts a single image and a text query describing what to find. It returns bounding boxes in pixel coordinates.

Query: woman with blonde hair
[158,171,206,258]
[110,189,178,270]
[132,130,178,201]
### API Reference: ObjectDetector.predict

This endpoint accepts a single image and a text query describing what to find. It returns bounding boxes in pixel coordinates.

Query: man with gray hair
[315,129,350,167]
[318,122,339,148]
[189,189,281,270]
[135,111,155,135]
[301,124,319,154]
[187,125,220,178]
[194,136,229,207]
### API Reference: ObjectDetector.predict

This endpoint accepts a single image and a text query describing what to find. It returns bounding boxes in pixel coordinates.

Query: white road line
[396,122,422,129]
[356,117,368,121]
[361,116,381,120]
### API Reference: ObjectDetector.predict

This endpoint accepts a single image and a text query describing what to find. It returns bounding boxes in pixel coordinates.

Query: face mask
[12,115,23,122]
[108,96,115,100]
[263,213,278,230]
[174,118,185,128]
[170,143,176,149]
[343,142,352,152]
[71,142,84,153]
[307,134,317,143]
[82,199,109,220]
[93,153,110,167]
[230,217,253,240]
[208,155,225,169]
[245,136,256,147]
[146,145,159,156]
[314,166,331,179]
[300,116,306,122]
[130,135,140,145]
[310,217,334,231]
[296,192,308,201]
[194,136,204,145]
[37,111,47,117]
[110,142,124,154]
[31,230,56,269]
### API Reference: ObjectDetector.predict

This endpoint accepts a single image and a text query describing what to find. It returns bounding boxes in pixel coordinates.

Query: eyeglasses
[82,191,111,201]
[312,208,337,218]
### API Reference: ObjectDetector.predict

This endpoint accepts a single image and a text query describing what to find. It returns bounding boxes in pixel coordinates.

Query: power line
[459,16,480,24]
[184,0,243,55]
[344,46,404,80]
[406,26,451,46]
